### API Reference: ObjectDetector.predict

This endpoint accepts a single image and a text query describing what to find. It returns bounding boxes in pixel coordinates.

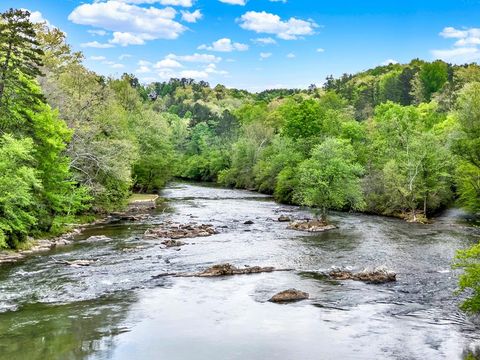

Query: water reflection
[0,292,136,360]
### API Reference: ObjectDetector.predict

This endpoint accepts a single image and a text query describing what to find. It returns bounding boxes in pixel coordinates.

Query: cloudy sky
[2,0,480,91]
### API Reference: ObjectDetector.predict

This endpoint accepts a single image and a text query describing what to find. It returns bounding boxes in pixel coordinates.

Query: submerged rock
[327,266,396,284]
[287,220,337,232]
[144,223,217,240]
[63,259,95,267]
[269,289,309,303]
[83,235,111,243]
[161,239,185,248]
[278,215,291,222]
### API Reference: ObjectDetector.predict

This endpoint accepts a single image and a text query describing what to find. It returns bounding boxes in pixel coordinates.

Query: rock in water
[287,220,337,232]
[328,266,396,284]
[269,289,309,303]
[144,223,217,240]
[198,263,275,277]
[244,220,254,225]
[278,215,291,222]
[161,239,185,248]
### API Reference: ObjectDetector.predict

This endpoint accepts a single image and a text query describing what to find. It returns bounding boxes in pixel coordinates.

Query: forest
[1,9,480,312]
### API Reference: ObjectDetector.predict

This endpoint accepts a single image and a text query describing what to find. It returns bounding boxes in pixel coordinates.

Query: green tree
[453,82,480,214]
[294,137,365,222]
[0,135,40,248]
[0,9,44,125]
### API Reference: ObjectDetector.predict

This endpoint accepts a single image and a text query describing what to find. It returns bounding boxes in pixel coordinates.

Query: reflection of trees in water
[464,345,480,360]
[0,292,136,360]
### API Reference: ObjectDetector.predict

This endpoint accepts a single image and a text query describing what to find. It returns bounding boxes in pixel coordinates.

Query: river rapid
[0,182,479,360]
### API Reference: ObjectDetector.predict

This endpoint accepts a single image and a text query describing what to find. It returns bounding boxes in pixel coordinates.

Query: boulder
[278,215,291,222]
[244,220,254,225]
[144,223,217,240]
[161,239,185,248]
[328,266,396,284]
[269,289,309,303]
[198,263,275,277]
[287,220,337,232]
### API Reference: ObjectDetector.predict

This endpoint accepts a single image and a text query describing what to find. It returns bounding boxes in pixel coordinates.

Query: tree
[0,9,44,124]
[453,244,480,313]
[294,137,365,222]
[0,135,39,248]
[453,82,480,214]
[411,61,449,103]
[366,102,452,220]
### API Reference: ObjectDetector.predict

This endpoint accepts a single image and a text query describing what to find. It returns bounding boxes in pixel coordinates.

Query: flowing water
[1,182,480,360]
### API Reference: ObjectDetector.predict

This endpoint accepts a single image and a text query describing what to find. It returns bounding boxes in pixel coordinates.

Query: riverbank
[0,194,160,265]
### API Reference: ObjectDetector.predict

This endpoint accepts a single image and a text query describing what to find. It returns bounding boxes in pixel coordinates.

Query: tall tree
[0,9,44,127]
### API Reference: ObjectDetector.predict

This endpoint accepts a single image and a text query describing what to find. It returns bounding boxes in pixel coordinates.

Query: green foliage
[0,9,44,126]
[294,138,365,221]
[453,82,480,213]
[366,102,452,218]
[0,135,39,248]
[454,244,480,313]
[130,110,174,192]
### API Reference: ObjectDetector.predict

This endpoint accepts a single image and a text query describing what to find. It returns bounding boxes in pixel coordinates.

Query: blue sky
[2,0,480,91]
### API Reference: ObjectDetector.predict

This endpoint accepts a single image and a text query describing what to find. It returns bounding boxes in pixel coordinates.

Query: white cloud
[205,63,228,75]
[198,38,248,52]
[433,26,480,63]
[166,53,222,63]
[155,58,183,68]
[440,27,469,39]
[179,70,209,78]
[111,63,125,69]
[286,53,295,58]
[137,65,151,73]
[219,0,246,5]
[81,41,115,48]
[316,48,325,52]
[181,9,202,23]
[252,37,277,45]
[115,0,194,6]
[432,47,480,63]
[110,32,155,46]
[90,55,107,61]
[260,52,272,59]
[88,29,107,36]
[119,54,132,60]
[22,9,54,28]
[381,59,398,65]
[238,11,318,40]
[69,1,187,46]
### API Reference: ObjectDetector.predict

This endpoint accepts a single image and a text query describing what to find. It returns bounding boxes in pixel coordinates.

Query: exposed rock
[269,289,309,303]
[153,263,291,278]
[161,239,186,248]
[197,263,274,277]
[244,220,254,225]
[327,266,396,284]
[287,220,337,232]
[144,223,217,240]
[278,215,291,222]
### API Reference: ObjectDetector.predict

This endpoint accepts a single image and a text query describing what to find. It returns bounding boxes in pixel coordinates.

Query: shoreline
[0,194,160,266]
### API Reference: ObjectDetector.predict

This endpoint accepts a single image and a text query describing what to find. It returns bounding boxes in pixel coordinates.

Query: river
[0,182,479,360]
